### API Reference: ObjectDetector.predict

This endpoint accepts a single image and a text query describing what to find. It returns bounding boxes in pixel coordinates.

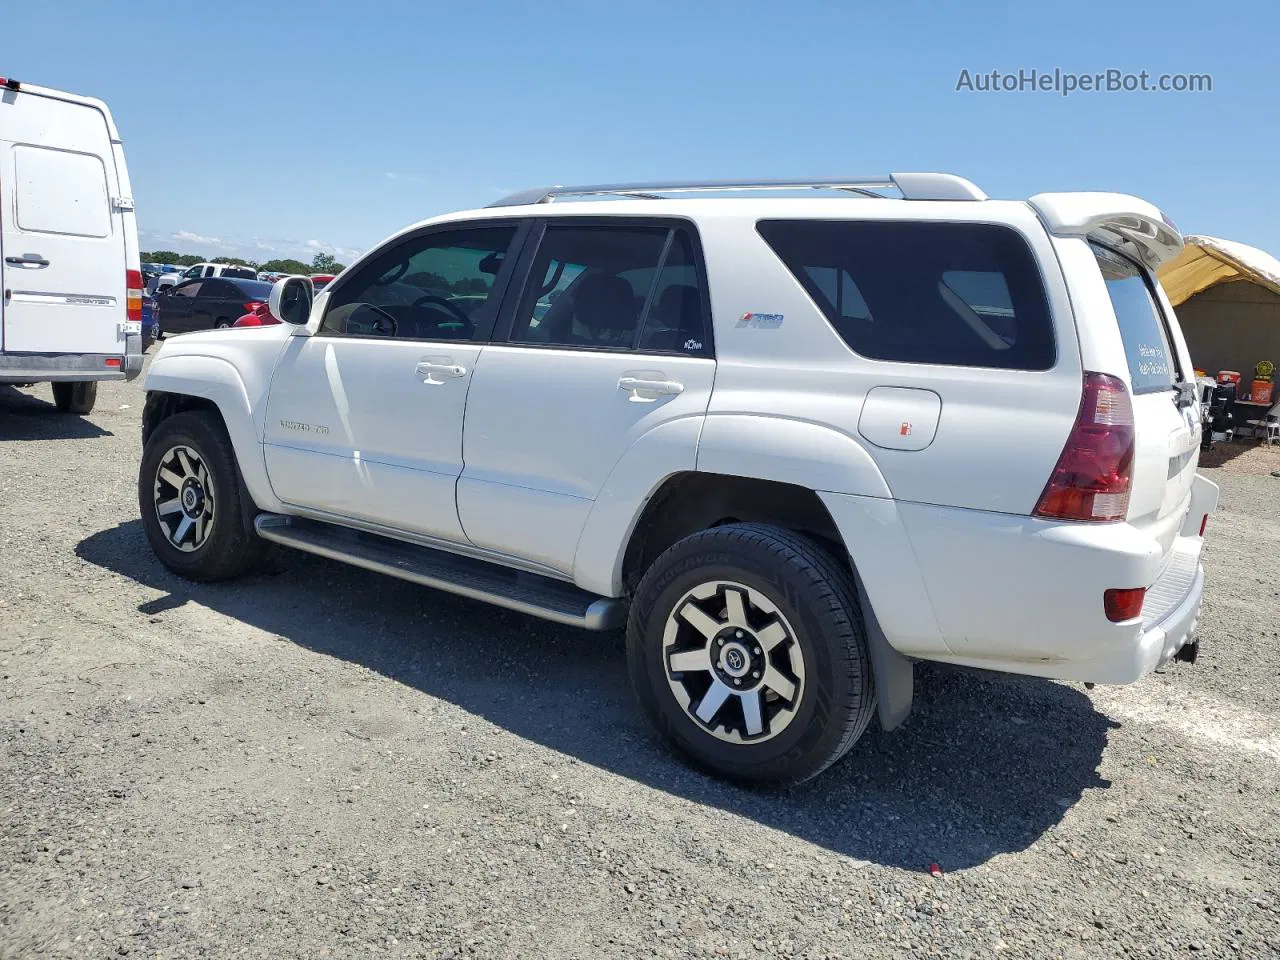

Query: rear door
[1089,243,1198,547]
[457,219,716,574]
[158,280,202,334]
[0,88,126,354]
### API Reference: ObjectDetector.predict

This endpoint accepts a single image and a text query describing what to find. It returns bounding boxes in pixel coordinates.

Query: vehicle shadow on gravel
[0,385,112,441]
[78,519,1115,873]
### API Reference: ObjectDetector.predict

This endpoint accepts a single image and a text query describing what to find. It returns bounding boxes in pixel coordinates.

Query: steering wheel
[351,303,398,338]
[411,294,472,328]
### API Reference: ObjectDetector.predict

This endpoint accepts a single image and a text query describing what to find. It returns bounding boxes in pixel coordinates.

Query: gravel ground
[2,363,1278,959]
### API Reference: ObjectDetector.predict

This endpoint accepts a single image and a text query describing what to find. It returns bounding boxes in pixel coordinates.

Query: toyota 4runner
[138,173,1218,785]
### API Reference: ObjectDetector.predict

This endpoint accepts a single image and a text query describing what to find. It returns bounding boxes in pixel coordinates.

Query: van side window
[13,145,111,238]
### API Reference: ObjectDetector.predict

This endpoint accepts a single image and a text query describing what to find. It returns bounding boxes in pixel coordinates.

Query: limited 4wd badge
[736,312,783,329]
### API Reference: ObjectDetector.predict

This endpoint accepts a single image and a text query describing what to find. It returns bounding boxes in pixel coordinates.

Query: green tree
[311,252,345,274]
[212,256,259,269]
[140,249,182,264]
[259,258,312,276]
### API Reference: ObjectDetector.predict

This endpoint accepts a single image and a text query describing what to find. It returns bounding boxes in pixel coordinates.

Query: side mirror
[269,276,314,325]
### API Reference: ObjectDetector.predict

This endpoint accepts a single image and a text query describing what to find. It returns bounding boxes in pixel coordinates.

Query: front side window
[183,266,203,279]
[320,225,518,340]
[1091,243,1179,393]
[509,223,709,354]
[757,219,1056,370]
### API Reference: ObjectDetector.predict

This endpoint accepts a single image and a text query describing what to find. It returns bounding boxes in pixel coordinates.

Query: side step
[254,514,626,631]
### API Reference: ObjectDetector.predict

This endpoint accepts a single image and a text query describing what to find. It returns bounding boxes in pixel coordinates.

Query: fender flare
[144,354,282,512]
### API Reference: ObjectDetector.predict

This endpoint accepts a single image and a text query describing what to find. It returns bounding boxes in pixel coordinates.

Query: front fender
[145,353,282,513]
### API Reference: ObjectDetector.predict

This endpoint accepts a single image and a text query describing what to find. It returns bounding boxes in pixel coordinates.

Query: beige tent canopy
[1158,235,1280,307]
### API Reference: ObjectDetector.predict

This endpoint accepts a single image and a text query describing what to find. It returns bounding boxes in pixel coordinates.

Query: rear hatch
[0,84,128,355]
[1089,241,1199,552]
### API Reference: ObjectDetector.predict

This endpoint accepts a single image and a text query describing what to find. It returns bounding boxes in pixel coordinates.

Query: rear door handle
[618,376,685,398]
[5,253,49,267]
[415,359,467,383]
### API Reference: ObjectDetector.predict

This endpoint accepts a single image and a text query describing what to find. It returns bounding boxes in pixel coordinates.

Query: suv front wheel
[138,410,263,582]
[626,522,875,787]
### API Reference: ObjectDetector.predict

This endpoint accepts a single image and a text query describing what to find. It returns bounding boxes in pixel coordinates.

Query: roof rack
[487,172,987,208]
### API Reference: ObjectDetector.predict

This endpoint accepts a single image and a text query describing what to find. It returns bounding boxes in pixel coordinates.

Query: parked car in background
[154,261,258,293]
[310,273,336,292]
[141,295,159,349]
[0,74,144,415]
[156,277,273,334]
[231,299,280,328]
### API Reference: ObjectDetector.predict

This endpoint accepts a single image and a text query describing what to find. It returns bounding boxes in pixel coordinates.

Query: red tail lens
[1199,513,1208,537]
[243,301,265,314]
[126,269,144,322]
[1104,587,1146,623]
[1033,373,1135,522]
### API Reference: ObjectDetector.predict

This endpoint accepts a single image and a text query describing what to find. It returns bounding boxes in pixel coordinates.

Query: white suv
[137,173,1218,785]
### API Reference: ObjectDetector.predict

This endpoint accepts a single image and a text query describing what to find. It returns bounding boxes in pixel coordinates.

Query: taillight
[1033,372,1135,522]
[1104,587,1146,623]
[126,269,144,322]
[243,301,265,314]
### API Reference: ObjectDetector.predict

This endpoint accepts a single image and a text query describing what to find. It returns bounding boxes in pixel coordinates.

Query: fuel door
[858,386,942,452]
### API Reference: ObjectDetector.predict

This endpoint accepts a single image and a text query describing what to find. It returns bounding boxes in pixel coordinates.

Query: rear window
[227,279,274,299]
[13,145,112,238]
[757,220,1056,370]
[1090,243,1179,393]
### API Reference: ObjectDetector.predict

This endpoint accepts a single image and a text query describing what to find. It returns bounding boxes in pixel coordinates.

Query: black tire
[138,410,263,582]
[215,317,232,329]
[51,381,97,414]
[627,522,875,787]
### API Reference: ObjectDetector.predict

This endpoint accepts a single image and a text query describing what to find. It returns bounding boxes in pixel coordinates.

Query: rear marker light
[104,358,121,368]
[1104,587,1146,623]
[1199,513,1208,537]
[1033,372,1135,522]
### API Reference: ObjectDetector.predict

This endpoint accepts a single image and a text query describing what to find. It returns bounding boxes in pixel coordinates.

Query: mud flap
[854,575,914,732]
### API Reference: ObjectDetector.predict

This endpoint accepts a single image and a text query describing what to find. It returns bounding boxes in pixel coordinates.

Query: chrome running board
[254,514,625,631]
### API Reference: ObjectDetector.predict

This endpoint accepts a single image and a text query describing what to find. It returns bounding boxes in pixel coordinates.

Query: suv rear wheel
[626,522,875,786]
[138,410,263,582]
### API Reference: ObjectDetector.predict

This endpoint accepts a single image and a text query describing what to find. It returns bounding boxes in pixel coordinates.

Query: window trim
[755,217,1059,373]
[490,215,716,359]
[314,218,533,345]
[1088,239,1185,395]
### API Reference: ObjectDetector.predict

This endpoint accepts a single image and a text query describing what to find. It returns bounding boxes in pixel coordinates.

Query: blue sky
[6,0,1277,265]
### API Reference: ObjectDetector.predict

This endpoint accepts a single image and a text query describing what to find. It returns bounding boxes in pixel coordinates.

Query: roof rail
[486,172,986,208]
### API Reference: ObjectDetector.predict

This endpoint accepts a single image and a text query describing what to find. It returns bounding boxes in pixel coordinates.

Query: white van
[0,75,144,414]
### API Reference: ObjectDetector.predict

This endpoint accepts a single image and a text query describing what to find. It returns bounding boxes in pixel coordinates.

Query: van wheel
[51,381,97,414]
[138,410,263,582]
[626,522,875,787]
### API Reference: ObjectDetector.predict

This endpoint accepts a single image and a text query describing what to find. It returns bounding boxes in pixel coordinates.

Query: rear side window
[13,145,111,238]
[757,220,1055,370]
[1090,243,1179,393]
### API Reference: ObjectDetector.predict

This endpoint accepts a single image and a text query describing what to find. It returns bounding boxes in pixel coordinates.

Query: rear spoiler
[1028,192,1183,270]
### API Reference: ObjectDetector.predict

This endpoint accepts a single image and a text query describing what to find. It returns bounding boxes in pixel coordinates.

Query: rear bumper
[831,474,1219,685]
[0,337,143,382]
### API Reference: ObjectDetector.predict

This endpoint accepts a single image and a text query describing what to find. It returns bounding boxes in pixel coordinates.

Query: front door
[263,221,525,542]
[157,280,202,334]
[457,220,716,574]
[0,90,125,355]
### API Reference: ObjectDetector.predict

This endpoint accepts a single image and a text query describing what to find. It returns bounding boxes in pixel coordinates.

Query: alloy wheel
[153,444,216,552]
[662,580,806,743]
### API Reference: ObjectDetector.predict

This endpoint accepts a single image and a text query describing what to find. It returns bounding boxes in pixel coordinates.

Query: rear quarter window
[1090,243,1179,393]
[757,219,1056,370]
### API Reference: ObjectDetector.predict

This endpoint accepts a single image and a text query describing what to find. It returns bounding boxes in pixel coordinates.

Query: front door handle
[5,253,49,267]
[415,359,467,383]
[618,375,684,398]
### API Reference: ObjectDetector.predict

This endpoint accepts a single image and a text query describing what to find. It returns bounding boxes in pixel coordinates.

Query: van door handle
[5,253,49,267]
[618,376,684,397]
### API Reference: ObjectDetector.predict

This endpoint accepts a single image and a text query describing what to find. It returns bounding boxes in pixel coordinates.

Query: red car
[233,275,335,328]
